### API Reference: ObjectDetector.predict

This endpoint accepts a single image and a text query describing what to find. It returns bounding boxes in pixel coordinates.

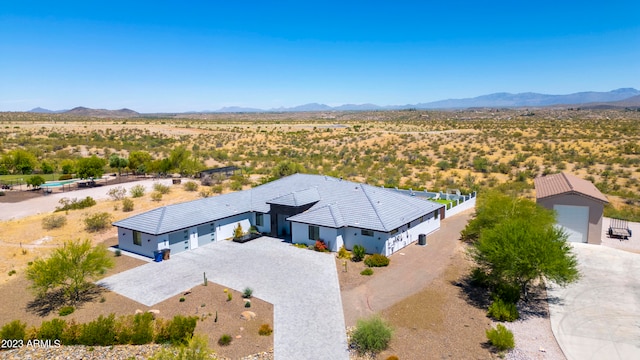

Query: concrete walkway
[547,243,640,360]
[99,237,349,360]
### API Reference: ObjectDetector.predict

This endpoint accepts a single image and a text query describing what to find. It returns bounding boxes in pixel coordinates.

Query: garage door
[197,223,215,246]
[554,205,589,243]
[168,230,190,254]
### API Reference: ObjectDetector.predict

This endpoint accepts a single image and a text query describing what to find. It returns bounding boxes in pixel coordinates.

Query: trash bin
[162,248,171,260]
[153,250,163,262]
[418,234,427,246]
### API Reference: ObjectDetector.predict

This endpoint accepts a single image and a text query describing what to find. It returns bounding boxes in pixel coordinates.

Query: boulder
[240,311,256,321]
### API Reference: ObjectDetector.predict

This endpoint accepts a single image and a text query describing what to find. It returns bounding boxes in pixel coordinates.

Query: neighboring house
[534,172,608,244]
[113,174,444,258]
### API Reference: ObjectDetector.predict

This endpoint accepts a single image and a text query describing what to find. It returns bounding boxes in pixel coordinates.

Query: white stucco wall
[118,227,165,258]
[291,222,340,251]
[216,213,253,240]
[252,212,271,234]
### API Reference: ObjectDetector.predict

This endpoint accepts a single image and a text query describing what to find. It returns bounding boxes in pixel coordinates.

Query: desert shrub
[218,333,232,346]
[337,245,351,259]
[60,319,82,345]
[351,315,393,354]
[233,223,244,239]
[242,287,253,299]
[115,249,122,257]
[84,212,112,232]
[58,174,73,180]
[130,184,145,198]
[122,198,134,212]
[58,306,75,316]
[487,299,519,322]
[245,301,251,308]
[0,191,5,196]
[230,180,242,191]
[179,297,185,302]
[314,239,328,252]
[37,318,66,341]
[211,184,223,194]
[153,183,171,194]
[151,191,163,201]
[183,181,199,192]
[364,254,390,267]
[352,245,366,262]
[42,214,67,230]
[79,314,117,346]
[0,320,26,341]
[107,186,127,200]
[469,267,491,288]
[258,324,273,336]
[486,324,515,351]
[8,269,16,276]
[155,315,198,346]
[360,268,374,276]
[199,188,212,198]
[131,313,154,345]
[55,196,96,212]
[150,335,213,360]
[492,282,521,304]
[386,356,399,360]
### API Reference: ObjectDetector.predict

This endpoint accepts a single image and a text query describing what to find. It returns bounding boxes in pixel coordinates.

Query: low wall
[445,194,476,218]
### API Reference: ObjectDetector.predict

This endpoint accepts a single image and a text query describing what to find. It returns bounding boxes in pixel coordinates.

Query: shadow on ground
[26,285,106,317]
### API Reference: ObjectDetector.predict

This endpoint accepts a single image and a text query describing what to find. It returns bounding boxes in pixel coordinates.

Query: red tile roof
[534,172,608,203]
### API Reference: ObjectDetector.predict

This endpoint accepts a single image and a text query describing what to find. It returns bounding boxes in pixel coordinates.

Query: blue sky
[1,1,638,112]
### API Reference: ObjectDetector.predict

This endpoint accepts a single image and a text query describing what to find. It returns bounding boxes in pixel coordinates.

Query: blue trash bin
[154,250,163,262]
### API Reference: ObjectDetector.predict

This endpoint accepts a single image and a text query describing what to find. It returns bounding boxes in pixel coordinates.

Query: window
[309,225,320,240]
[361,229,374,237]
[434,209,440,219]
[390,228,399,235]
[256,213,264,226]
[133,231,142,246]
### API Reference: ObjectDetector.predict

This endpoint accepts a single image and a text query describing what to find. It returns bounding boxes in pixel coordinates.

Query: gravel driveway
[99,237,349,360]
[547,243,640,360]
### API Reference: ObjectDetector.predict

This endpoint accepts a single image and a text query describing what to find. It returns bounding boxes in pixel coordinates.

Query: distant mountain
[211,88,639,112]
[413,88,640,109]
[63,107,139,117]
[576,94,640,110]
[29,107,67,113]
[216,106,264,113]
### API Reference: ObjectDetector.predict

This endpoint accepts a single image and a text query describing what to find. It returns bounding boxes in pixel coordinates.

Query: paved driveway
[99,237,348,360]
[547,243,640,360]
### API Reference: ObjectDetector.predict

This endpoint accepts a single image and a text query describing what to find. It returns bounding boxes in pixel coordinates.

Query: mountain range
[28,88,640,114]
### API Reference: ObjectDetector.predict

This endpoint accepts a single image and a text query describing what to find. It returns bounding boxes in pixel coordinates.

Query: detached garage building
[534,172,608,244]
[114,174,444,258]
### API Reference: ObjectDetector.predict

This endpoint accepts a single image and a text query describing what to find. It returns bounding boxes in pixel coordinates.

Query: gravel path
[0,178,172,221]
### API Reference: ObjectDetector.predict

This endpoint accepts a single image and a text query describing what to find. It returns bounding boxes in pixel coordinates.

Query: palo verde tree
[76,155,107,179]
[465,191,579,300]
[26,239,114,304]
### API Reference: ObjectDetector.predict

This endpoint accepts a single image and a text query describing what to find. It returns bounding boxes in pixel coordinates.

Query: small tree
[107,186,127,200]
[109,154,129,177]
[234,223,244,239]
[27,175,46,189]
[26,239,114,304]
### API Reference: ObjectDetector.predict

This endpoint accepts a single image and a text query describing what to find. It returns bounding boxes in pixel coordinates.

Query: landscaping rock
[135,309,143,314]
[241,311,256,320]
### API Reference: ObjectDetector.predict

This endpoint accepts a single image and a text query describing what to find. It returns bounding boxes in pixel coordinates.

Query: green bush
[130,184,145,198]
[42,214,67,230]
[58,306,75,316]
[107,186,127,200]
[55,196,96,212]
[150,335,213,360]
[131,313,155,345]
[364,254,390,267]
[153,183,171,194]
[469,267,491,288]
[122,198,134,212]
[245,301,251,308]
[155,315,198,346]
[217,333,232,346]
[38,319,66,341]
[151,191,163,201]
[183,181,199,192]
[58,174,73,180]
[486,323,515,351]
[1,320,26,341]
[351,315,393,354]
[337,245,351,259]
[60,319,82,345]
[487,299,519,322]
[242,287,253,299]
[360,268,374,276]
[493,282,521,304]
[258,324,273,336]
[352,245,366,262]
[0,191,5,196]
[79,314,117,346]
[84,212,112,232]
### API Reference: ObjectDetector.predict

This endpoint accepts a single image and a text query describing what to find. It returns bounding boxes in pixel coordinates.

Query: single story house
[534,172,608,244]
[113,174,444,258]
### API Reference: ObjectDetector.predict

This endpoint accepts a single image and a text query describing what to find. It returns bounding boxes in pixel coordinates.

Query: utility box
[418,234,427,246]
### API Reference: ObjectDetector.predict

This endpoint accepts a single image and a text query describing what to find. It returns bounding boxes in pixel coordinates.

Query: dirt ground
[0,236,274,359]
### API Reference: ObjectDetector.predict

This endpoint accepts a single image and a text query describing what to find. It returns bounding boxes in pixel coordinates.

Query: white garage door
[554,205,589,243]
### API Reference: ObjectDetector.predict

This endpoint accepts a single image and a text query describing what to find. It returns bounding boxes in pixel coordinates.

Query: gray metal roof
[267,187,321,207]
[113,174,444,234]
